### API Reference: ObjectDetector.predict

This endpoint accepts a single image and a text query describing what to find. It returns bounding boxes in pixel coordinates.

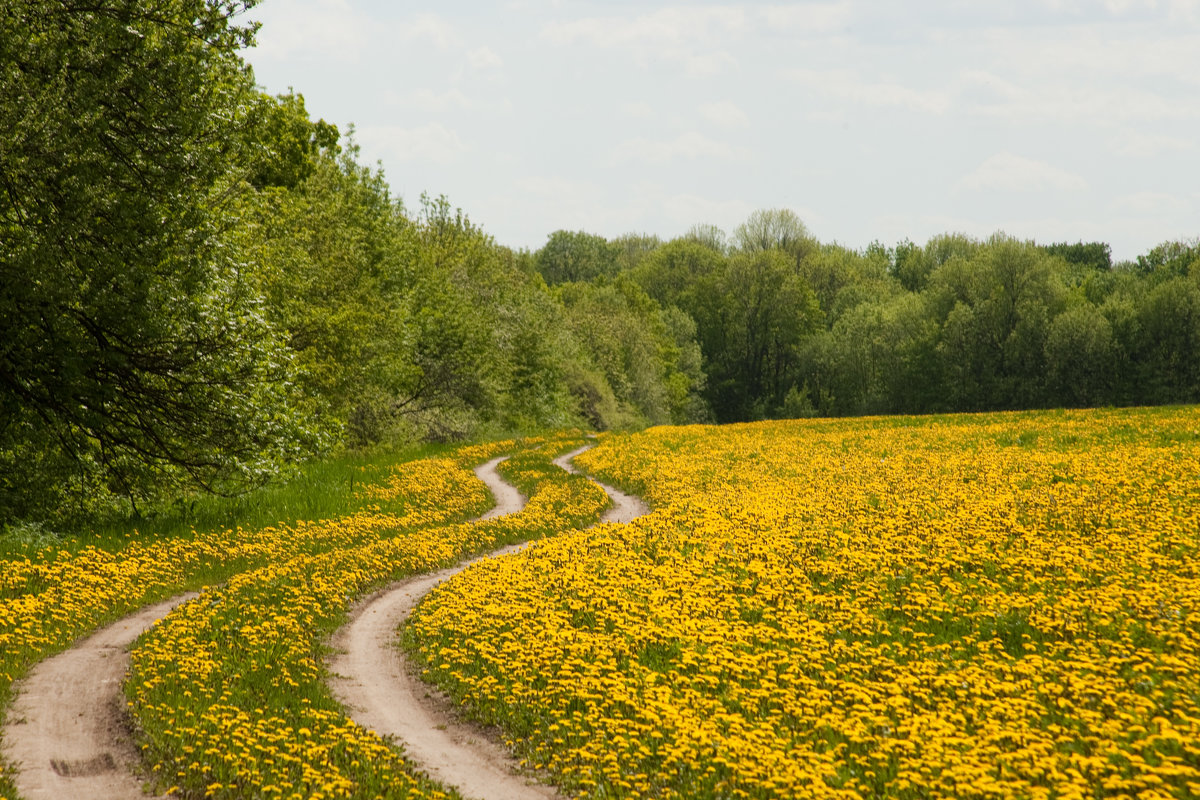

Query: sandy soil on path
[2,593,197,800]
[328,447,648,800]
[328,455,552,800]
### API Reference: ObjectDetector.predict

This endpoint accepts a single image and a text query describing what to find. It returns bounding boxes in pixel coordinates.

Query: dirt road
[328,447,648,800]
[2,593,196,800]
[552,445,648,523]
[2,446,646,800]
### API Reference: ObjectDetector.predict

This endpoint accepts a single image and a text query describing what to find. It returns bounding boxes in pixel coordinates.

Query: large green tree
[535,229,621,284]
[702,249,823,420]
[0,0,316,521]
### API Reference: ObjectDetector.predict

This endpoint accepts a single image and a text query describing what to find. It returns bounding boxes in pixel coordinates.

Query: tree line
[2,0,1197,527]
[554,214,1200,423]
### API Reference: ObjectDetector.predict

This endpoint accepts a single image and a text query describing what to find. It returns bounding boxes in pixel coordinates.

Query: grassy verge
[0,441,475,561]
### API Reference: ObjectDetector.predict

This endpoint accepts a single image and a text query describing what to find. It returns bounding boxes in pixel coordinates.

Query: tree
[1134,276,1200,403]
[799,242,898,326]
[683,223,728,254]
[733,208,814,257]
[555,279,708,428]
[1,0,317,522]
[1044,305,1115,406]
[925,235,1064,409]
[239,144,414,446]
[610,231,663,273]
[534,230,621,284]
[894,233,981,293]
[242,90,340,190]
[706,249,823,420]
[630,239,725,309]
[1044,241,1112,272]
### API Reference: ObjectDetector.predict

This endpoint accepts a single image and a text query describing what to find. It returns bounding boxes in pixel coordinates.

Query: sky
[241,0,1200,263]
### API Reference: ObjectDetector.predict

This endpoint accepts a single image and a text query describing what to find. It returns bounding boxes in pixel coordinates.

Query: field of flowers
[409,407,1200,799]
[124,434,609,799]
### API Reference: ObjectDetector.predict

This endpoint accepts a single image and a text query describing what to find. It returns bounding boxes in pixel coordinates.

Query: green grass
[0,440,477,562]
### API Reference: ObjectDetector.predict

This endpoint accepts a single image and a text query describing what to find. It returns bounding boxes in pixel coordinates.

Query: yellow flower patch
[0,452,502,687]
[409,408,1200,799]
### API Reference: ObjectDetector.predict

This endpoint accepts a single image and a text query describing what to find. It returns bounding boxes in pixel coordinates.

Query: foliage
[1135,237,1200,278]
[0,0,322,525]
[534,229,622,284]
[555,279,708,429]
[733,207,815,259]
[611,231,664,272]
[1043,240,1112,272]
[629,216,1199,422]
[242,90,340,190]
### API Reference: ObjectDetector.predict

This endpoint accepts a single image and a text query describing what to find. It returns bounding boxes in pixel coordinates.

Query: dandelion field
[408,407,1200,800]
[126,437,607,799]
[2,409,1198,800]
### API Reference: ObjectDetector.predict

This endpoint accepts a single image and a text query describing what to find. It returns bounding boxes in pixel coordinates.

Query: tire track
[0,456,521,800]
[2,446,645,800]
[328,446,648,800]
[552,445,648,523]
[2,593,195,800]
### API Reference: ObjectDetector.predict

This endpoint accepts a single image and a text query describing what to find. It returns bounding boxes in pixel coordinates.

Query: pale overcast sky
[242,1,1199,262]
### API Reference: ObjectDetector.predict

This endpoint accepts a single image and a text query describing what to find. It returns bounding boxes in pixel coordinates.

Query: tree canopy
[2,3,1196,529]
[1,0,318,519]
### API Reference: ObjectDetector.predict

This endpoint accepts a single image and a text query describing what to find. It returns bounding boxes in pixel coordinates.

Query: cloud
[540,7,743,74]
[542,7,746,48]
[1109,191,1190,215]
[248,0,368,61]
[396,13,460,49]
[967,83,1200,123]
[384,87,472,113]
[677,50,739,76]
[510,177,634,238]
[958,152,1088,193]
[517,175,599,198]
[757,3,854,33]
[622,102,656,119]
[381,87,513,116]
[699,100,750,128]
[1098,0,1200,19]
[786,69,952,114]
[955,19,1200,124]
[957,70,1025,103]
[356,123,467,165]
[965,22,1200,95]
[611,132,752,164]
[780,25,1200,126]
[661,193,755,230]
[467,46,504,71]
[1110,131,1196,158]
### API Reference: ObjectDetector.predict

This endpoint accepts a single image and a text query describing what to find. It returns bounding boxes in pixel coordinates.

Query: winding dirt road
[552,445,648,524]
[328,446,648,800]
[2,446,646,800]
